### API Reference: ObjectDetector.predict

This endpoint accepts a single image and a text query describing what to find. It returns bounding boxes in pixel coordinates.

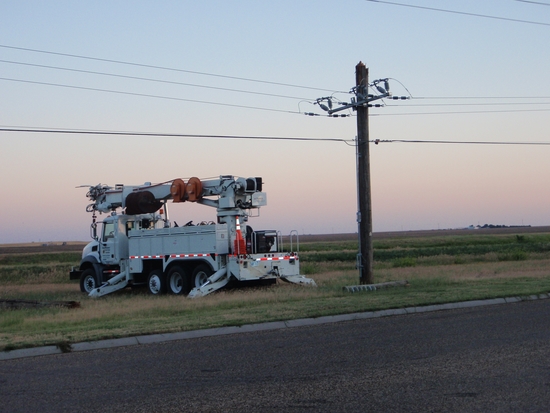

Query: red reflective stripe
[130,253,216,259]
[169,253,210,258]
[255,256,292,261]
[130,255,164,259]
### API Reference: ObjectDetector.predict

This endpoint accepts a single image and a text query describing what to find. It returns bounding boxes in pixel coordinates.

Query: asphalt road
[1,300,550,413]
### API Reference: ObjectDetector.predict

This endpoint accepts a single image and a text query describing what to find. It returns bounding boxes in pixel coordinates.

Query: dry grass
[375,259,550,282]
[2,259,549,352]
[0,282,322,349]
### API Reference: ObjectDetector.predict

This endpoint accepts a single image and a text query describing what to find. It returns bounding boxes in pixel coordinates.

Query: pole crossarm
[315,78,393,115]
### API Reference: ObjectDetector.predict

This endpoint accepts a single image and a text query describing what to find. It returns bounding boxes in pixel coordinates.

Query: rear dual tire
[167,266,189,295]
[192,264,212,289]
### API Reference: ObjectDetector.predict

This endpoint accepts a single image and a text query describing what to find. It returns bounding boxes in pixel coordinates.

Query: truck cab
[99,214,134,266]
[70,214,134,292]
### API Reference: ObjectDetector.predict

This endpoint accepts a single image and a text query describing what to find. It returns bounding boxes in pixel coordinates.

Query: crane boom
[85,175,265,216]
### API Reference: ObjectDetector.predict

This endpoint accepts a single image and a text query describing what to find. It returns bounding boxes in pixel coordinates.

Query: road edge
[2,293,549,361]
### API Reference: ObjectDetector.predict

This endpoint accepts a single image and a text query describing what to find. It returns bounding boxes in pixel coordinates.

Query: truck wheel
[147,270,166,295]
[80,269,98,293]
[167,266,189,295]
[192,264,212,289]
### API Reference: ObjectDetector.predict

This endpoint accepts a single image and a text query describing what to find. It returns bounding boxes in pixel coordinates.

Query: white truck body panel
[129,224,229,257]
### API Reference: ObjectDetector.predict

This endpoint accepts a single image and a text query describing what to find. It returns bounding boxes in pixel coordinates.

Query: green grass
[1,231,550,351]
[299,233,550,265]
[0,264,74,285]
[0,252,81,266]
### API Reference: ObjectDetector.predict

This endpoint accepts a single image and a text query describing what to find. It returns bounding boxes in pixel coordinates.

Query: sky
[0,0,549,243]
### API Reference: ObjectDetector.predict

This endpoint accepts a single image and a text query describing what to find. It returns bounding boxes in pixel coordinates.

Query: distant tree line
[470,224,531,229]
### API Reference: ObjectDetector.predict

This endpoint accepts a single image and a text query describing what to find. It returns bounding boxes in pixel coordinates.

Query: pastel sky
[1,1,549,243]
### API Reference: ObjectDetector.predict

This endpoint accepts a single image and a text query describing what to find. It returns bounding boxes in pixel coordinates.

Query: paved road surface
[1,299,550,412]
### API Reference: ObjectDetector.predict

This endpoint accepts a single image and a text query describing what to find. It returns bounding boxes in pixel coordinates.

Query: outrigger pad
[281,275,317,287]
[188,277,230,298]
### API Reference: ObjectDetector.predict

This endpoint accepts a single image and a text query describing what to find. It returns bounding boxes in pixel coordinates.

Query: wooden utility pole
[356,62,374,284]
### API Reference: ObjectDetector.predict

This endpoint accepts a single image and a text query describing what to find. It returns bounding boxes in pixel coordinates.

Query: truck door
[100,220,118,265]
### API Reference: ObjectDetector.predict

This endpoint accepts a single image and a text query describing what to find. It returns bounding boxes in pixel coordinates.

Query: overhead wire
[374,139,550,145]
[0,77,302,115]
[386,101,550,107]
[2,127,549,146]
[9,59,550,113]
[0,45,341,115]
[3,75,550,117]
[0,44,346,93]
[1,45,549,116]
[3,73,549,117]
[515,0,550,6]
[0,126,354,143]
[365,0,550,27]
[1,44,549,117]
[413,96,550,100]
[372,108,550,116]
[0,59,313,101]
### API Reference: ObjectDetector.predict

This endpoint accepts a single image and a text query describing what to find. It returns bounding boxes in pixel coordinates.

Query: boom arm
[84,175,266,216]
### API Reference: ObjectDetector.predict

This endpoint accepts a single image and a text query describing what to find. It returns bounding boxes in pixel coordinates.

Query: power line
[414,96,550,100]
[373,108,550,116]
[365,0,550,27]
[4,72,550,117]
[0,127,353,143]
[0,44,345,93]
[2,126,549,146]
[387,101,550,108]
[0,77,301,115]
[0,59,313,101]
[4,46,550,116]
[515,0,550,6]
[375,139,550,145]
[4,76,549,117]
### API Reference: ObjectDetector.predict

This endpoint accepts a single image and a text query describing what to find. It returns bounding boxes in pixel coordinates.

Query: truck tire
[147,269,166,295]
[192,264,212,289]
[80,268,98,294]
[167,266,189,295]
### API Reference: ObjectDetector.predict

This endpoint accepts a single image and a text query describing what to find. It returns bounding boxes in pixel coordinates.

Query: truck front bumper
[69,268,82,280]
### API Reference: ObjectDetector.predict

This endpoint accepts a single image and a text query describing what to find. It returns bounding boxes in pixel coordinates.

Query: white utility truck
[70,175,315,297]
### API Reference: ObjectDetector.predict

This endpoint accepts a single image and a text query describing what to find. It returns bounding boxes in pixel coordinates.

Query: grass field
[1,227,550,352]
